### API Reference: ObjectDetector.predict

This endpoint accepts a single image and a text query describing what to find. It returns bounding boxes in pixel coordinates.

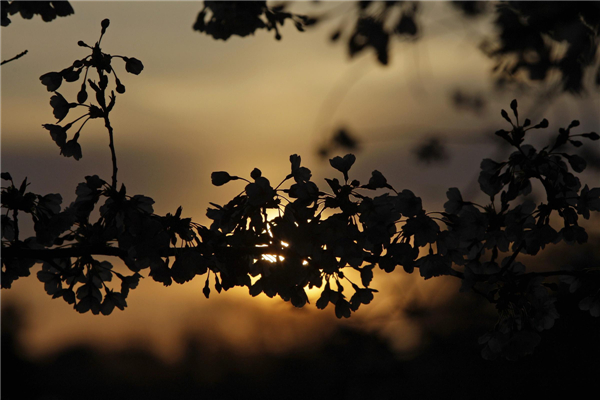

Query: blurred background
[2,1,600,398]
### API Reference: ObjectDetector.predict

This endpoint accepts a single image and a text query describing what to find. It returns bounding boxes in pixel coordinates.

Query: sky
[2,1,600,362]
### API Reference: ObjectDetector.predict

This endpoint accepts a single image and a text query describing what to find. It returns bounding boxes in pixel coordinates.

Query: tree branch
[1,50,28,66]
[1,243,298,264]
[104,115,118,189]
[2,245,129,261]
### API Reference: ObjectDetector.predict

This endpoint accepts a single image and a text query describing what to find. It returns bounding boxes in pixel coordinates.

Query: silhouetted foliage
[317,1,600,94]
[327,1,419,66]
[451,89,486,115]
[413,137,448,164]
[2,11,600,361]
[451,0,490,17]
[189,1,600,95]
[193,1,315,41]
[482,1,600,93]
[3,1,599,95]
[191,1,597,167]
[1,0,73,26]
[318,128,359,159]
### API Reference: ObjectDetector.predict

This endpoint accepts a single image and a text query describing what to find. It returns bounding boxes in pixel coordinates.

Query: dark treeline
[3,283,599,400]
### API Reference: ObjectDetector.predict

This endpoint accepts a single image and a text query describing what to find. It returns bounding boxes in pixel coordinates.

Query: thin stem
[517,269,598,280]
[75,117,92,136]
[104,115,118,189]
[499,241,525,275]
[1,50,28,66]
[12,209,19,242]
[68,113,90,126]
[472,286,496,303]
[274,175,291,190]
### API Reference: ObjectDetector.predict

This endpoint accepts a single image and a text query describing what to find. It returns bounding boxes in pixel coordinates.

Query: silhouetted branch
[2,245,129,261]
[1,49,28,65]
[1,242,303,264]
[104,115,118,189]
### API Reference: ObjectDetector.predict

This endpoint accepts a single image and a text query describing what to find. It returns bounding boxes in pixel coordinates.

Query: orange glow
[2,1,599,365]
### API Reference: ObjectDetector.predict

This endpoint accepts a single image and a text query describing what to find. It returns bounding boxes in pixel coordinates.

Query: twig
[104,115,118,189]
[1,50,28,66]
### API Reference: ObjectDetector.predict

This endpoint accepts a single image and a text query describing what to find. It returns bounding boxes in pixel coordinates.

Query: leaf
[61,66,81,82]
[536,119,549,129]
[149,258,172,286]
[360,265,374,287]
[132,195,154,214]
[577,185,600,219]
[402,213,439,247]
[395,189,422,217]
[443,187,463,214]
[38,193,62,215]
[250,168,262,180]
[417,254,452,279]
[211,171,237,186]
[334,298,351,318]
[77,83,88,104]
[290,288,308,308]
[286,154,312,183]
[316,287,330,310]
[245,176,275,206]
[249,279,263,296]
[324,178,341,193]
[115,78,126,94]
[293,166,311,183]
[480,158,502,173]
[124,57,144,75]
[171,250,205,284]
[579,294,600,317]
[215,276,222,293]
[40,71,63,92]
[43,124,68,147]
[289,181,319,201]
[582,132,599,140]
[363,170,389,190]
[495,129,512,144]
[100,298,116,315]
[330,30,341,42]
[1,215,15,241]
[566,154,586,173]
[479,170,503,197]
[552,128,570,151]
[49,92,74,122]
[329,154,356,180]
[61,289,76,304]
[510,99,518,118]
[395,14,417,36]
[75,297,94,314]
[333,128,358,150]
[60,137,82,160]
[88,105,104,119]
[290,154,301,172]
[203,278,210,298]
[37,270,58,283]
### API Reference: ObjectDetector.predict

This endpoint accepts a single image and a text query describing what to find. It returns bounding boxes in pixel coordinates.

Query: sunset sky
[2,1,599,362]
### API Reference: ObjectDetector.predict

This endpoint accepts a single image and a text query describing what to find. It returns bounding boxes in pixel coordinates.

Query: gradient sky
[2,1,599,362]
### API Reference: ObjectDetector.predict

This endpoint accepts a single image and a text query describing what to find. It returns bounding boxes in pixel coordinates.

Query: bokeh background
[2,2,600,398]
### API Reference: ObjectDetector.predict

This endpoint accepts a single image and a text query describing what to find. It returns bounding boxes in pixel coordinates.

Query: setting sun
[3,2,600,399]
